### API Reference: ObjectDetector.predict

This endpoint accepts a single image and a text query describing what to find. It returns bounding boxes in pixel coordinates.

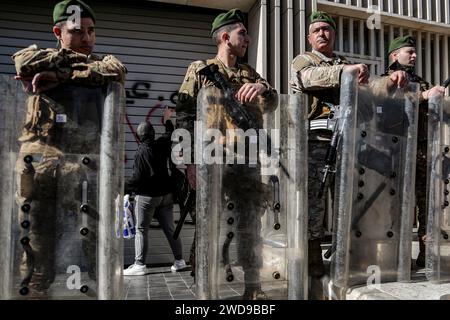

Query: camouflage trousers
[222,164,266,290]
[190,164,267,290]
[308,137,332,241]
[416,146,428,240]
[15,141,97,295]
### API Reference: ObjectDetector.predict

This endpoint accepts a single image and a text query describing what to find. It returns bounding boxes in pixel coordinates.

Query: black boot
[308,239,325,277]
[416,235,426,268]
[243,285,269,300]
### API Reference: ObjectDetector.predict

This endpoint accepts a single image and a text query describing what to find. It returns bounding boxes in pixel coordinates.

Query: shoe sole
[123,271,146,276]
[171,266,187,272]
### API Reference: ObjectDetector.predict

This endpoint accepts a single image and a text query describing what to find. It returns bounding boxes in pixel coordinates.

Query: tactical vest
[300,52,348,120]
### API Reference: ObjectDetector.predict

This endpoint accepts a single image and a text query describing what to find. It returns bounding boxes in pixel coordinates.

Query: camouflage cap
[388,35,416,54]
[53,0,96,25]
[210,8,245,35]
[310,11,336,30]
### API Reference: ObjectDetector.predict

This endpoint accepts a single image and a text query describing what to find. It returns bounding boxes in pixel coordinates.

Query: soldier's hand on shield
[388,70,408,89]
[15,71,59,94]
[236,83,266,104]
[422,85,445,100]
[343,64,370,84]
[14,75,33,93]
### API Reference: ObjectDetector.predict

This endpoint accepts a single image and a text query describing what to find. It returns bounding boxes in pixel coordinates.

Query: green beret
[53,0,96,25]
[310,11,336,30]
[388,35,416,54]
[211,8,245,35]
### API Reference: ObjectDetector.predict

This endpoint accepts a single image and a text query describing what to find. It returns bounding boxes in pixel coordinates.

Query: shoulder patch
[292,53,318,71]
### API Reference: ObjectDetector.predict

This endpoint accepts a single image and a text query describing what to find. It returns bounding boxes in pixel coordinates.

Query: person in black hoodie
[124,108,186,275]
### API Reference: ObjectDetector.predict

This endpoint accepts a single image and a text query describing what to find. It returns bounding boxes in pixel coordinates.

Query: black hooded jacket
[125,120,174,197]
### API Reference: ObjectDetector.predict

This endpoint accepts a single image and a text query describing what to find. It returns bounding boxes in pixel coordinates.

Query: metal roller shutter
[0,0,219,266]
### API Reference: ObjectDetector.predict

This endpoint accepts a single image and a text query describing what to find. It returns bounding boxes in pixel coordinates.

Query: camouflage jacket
[176,57,277,136]
[12,44,127,146]
[12,44,127,86]
[290,50,349,120]
[382,66,430,146]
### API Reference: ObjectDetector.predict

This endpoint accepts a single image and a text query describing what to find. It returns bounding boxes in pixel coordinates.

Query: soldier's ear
[53,26,62,40]
[222,32,230,43]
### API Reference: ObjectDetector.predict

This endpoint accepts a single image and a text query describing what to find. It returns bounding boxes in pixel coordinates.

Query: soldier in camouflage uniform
[381,36,445,268]
[12,0,126,297]
[176,9,277,299]
[290,12,369,292]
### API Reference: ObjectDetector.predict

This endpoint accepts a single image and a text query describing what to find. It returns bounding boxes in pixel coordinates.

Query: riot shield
[330,70,419,299]
[194,86,308,300]
[426,94,450,282]
[0,75,125,299]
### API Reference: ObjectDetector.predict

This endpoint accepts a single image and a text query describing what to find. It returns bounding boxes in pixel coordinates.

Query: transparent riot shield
[330,71,419,299]
[426,94,450,282]
[0,75,125,299]
[195,86,308,300]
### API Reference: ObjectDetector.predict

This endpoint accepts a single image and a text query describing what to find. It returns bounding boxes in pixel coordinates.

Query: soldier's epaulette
[12,44,40,59]
[292,52,319,71]
[191,60,208,73]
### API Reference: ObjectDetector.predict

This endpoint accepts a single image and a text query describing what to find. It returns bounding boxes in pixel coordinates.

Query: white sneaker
[171,259,187,272]
[123,264,146,276]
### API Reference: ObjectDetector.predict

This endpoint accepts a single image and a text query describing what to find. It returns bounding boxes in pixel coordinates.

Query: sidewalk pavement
[124,240,450,300]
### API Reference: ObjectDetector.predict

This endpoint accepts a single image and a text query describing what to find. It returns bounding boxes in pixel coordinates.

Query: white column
[369,25,375,59]
[446,0,450,24]
[299,0,306,54]
[379,23,385,74]
[436,0,442,23]
[417,0,422,19]
[388,0,394,14]
[274,0,281,92]
[417,31,422,76]
[434,33,440,85]
[287,0,294,94]
[427,0,432,21]
[398,0,403,15]
[408,0,413,17]
[250,0,268,78]
[338,16,344,52]
[444,36,449,95]
[426,32,431,82]
[389,25,394,44]
[349,18,354,54]
[359,20,365,55]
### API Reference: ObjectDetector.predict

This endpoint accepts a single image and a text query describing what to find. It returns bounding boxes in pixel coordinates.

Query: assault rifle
[198,63,259,132]
[172,167,195,240]
[199,64,291,178]
[316,105,340,199]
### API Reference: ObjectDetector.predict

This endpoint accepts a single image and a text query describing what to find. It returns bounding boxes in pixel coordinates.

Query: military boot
[189,252,195,278]
[416,235,426,268]
[242,285,269,300]
[26,272,50,300]
[308,239,325,277]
